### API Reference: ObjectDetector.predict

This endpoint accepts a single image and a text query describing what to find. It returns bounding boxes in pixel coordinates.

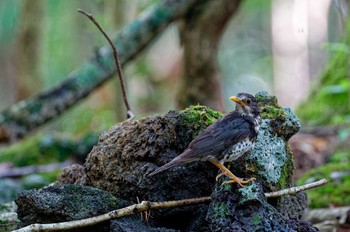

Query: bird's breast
[220,138,255,162]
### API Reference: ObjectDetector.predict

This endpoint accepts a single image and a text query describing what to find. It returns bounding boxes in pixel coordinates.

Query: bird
[148,93,261,187]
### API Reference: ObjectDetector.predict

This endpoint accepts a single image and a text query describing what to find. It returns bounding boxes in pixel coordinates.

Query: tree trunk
[177,0,242,112]
[14,0,44,100]
[105,0,137,122]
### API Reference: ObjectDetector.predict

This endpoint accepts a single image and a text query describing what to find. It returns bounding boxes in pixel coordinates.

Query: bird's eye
[246,99,251,104]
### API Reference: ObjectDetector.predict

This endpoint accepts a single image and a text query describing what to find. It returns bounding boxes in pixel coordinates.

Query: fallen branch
[0,161,72,178]
[303,206,350,225]
[13,196,211,232]
[13,179,328,232]
[77,9,133,120]
[264,178,328,198]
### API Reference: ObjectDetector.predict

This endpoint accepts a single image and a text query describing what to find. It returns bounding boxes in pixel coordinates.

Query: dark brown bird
[148,93,261,187]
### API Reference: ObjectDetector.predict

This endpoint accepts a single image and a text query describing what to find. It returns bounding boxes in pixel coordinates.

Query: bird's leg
[210,161,255,188]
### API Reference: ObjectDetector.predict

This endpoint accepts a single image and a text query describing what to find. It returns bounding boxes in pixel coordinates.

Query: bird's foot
[215,172,226,181]
[222,177,256,188]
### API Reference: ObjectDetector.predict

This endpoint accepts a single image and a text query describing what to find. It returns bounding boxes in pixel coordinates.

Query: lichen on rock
[207,182,317,232]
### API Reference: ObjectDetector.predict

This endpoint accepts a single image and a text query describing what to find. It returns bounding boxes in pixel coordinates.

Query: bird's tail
[148,150,195,177]
[148,159,180,176]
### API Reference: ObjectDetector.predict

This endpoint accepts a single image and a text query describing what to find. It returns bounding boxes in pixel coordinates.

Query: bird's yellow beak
[230,96,244,105]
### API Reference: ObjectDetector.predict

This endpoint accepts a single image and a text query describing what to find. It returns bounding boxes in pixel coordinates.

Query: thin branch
[77,9,133,120]
[264,178,328,198]
[0,161,72,178]
[13,179,328,232]
[13,197,211,232]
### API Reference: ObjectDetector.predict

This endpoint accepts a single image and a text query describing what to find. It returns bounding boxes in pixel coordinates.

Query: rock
[275,193,308,220]
[207,182,317,231]
[0,212,19,232]
[56,164,87,185]
[255,91,300,140]
[15,184,184,232]
[35,92,314,231]
[84,106,221,230]
[0,201,19,231]
[205,92,318,231]
[110,218,179,232]
[15,184,129,231]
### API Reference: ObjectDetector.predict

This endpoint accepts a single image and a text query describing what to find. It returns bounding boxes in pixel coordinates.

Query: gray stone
[0,201,19,232]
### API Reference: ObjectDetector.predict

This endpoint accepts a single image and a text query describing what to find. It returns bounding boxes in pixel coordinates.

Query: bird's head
[230,93,260,118]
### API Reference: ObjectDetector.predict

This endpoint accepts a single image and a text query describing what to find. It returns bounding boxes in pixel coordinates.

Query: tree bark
[14,0,44,100]
[177,0,242,112]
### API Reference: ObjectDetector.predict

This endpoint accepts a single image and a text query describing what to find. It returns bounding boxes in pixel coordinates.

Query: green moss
[252,215,262,225]
[255,92,286,121]
[260,105,287,121]
[297,162,350,208]
[278,146,294,189]
[180,105,223,137]
[255,91,300,140]
[212,202,232,218]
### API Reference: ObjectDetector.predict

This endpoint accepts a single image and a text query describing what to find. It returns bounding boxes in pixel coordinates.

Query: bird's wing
[183,113,253,159]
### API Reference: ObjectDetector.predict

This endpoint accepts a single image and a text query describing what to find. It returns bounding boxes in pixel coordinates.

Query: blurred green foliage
[297,160,350,208]
[0,133,98,166]
[0,134,75,166]
[297,23,350,125]
[0,0,20,44]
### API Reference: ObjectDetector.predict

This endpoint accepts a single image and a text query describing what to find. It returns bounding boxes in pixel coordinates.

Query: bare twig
[77,9,133,120]
[13,197,211,232]
[264,178,328,198]
[13,179,328,232]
